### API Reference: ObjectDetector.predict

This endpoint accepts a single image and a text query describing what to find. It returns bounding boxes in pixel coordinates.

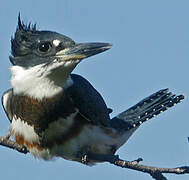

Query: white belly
[10,116,135,163]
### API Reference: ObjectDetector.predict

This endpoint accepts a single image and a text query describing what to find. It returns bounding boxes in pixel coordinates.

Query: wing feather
[2,89,13,122]
[67,74,110,126]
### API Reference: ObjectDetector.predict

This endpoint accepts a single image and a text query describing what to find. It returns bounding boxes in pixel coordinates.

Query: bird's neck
[10,65,73,100]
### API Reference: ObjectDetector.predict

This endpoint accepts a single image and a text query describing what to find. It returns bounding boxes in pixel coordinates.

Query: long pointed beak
[56,42,112,61]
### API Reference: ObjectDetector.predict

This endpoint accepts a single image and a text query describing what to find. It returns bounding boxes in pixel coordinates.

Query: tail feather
[110,89,185,131]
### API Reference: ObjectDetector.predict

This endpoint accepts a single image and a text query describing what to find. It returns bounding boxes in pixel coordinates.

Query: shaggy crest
[17,13,37,32]
[10,13,38,59]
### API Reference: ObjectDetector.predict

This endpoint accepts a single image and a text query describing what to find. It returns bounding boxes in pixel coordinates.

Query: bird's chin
[44,58,80,77]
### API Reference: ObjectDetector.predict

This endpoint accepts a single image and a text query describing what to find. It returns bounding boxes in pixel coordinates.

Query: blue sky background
[0,1,188,180]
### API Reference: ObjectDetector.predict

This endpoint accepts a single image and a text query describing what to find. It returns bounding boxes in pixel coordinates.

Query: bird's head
[10,15,112,86]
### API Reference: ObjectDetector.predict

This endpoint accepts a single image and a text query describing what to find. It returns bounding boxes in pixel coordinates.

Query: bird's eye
[38,42,52,53]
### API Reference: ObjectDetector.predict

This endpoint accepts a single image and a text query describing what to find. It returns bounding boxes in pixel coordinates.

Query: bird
[2,15,185,165]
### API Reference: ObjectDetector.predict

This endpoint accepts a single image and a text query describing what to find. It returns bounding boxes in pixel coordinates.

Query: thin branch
[0,134,189,180]
[86,153,189,180]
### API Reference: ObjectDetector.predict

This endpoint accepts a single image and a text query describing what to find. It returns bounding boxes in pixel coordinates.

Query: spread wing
[67,74,110,126]
[2,89,13,122]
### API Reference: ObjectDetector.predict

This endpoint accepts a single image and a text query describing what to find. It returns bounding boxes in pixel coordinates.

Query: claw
[81,154,89,164]
[131,158,143,164]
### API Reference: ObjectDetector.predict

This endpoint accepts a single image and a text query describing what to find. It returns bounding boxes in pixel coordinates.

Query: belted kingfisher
[2,15,184,164]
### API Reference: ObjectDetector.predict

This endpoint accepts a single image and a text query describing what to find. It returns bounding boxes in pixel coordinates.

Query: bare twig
[0,133,189,180]
[87,153,189,180]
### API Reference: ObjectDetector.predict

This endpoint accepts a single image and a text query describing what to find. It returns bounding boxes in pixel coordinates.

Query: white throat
[10,64,73,99]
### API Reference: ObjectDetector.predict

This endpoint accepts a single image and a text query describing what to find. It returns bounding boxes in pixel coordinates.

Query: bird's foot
[81,154,89,164]
[77,147,90,165]
[130,158,143,164]
[2,132,11,140]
